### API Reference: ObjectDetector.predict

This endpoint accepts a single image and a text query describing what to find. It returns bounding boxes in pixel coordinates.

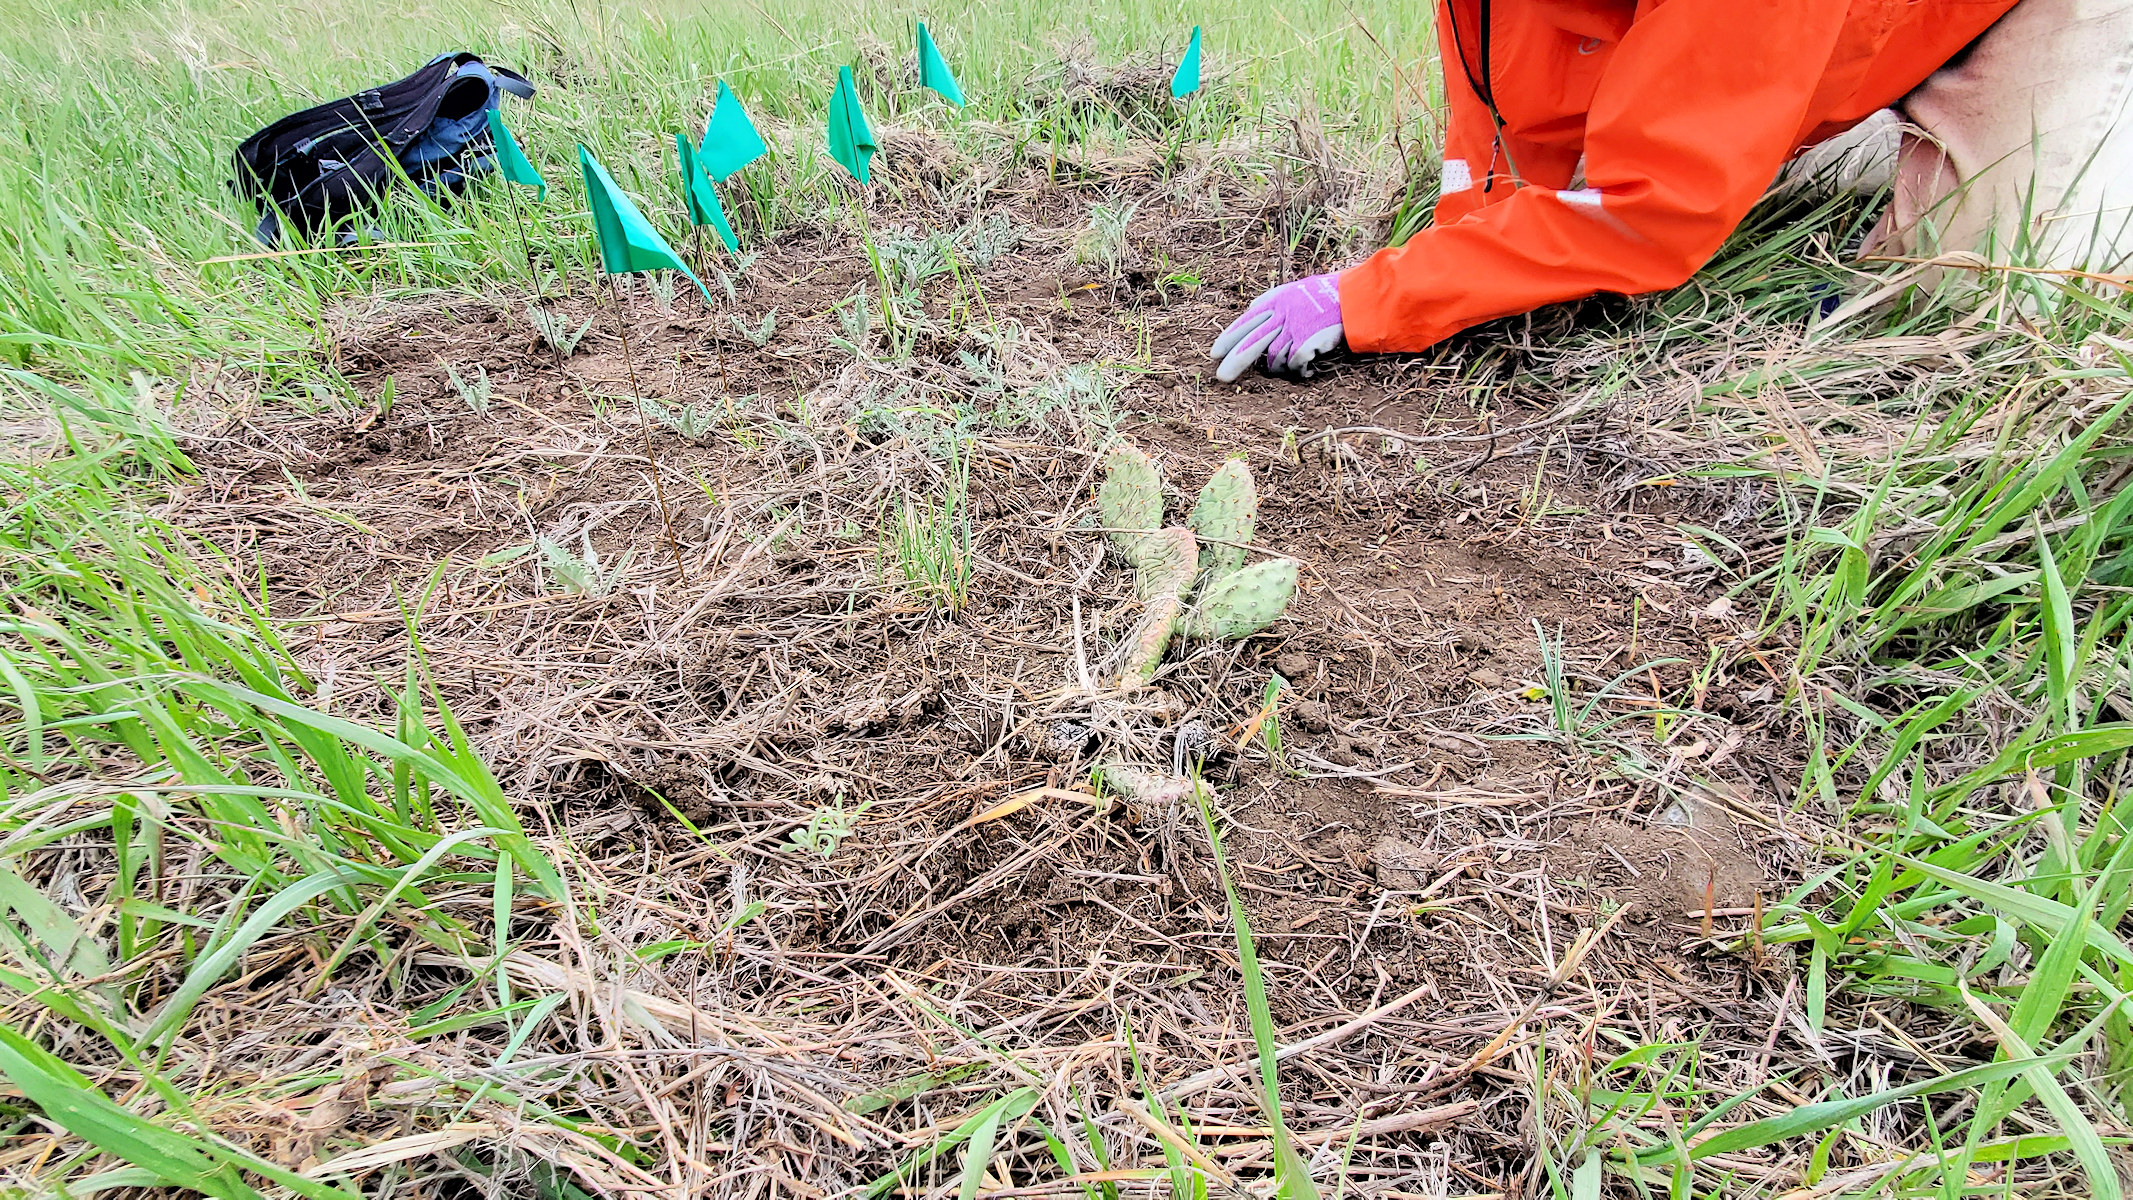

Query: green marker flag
[486,109,547,199]
[676,134,741,253]
[1170,26,1203,98]
[578,145,715,304]
[700,81,768,182]
[826,65,876,183]
[916,23,966,107]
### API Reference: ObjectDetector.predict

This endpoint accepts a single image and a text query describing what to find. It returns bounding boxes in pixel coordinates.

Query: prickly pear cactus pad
[1096,444,1162,561]
[1119,593,1183,685]
[1187,459,1255,580]
[1132,527,1198,601]
[1181,557,1300,640]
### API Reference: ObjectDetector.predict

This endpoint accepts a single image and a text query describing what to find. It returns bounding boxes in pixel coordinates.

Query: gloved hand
[1209,272,1344,382]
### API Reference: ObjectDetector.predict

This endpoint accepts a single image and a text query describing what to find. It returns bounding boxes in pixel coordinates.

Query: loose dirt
[171,156,1816,1189]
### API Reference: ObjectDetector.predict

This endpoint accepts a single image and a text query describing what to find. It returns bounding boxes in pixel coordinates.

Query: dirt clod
[1452,628,1495,654]
[1370,835,1434,890]
[1290,698,1334,733]
[1273,650,1316,680]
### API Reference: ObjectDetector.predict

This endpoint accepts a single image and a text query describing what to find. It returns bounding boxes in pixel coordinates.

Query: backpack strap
[490,65,536,99]
[437,51,537,98]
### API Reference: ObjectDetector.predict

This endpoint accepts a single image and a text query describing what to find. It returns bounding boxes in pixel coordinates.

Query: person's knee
[1898,0,2133,268]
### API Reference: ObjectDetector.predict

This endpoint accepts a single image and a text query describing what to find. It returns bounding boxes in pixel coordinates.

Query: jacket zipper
[1446,0,1518,192]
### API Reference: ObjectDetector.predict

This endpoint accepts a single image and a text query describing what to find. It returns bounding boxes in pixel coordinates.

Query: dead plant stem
[504,182,567,375]
[607,275,689,581]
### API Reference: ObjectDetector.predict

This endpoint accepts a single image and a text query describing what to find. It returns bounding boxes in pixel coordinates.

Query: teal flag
[1170,26,1203,98]
[486,109,547,199]
[675,133,741,253]
[916,23,965,107]
[826,66,876,183]
[700,81,768,181]
[577,145,715,304]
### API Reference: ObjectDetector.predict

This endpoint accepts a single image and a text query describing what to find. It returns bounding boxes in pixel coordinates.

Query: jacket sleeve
[1341,0,1854,353]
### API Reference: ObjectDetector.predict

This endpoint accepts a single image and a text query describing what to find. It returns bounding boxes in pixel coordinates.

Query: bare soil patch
[168,164,1819,1191]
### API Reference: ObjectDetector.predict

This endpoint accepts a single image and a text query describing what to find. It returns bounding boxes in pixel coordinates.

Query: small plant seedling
[886,493,970,610]
[528,305,596,356]
[1261,672,1286,765]
[443,362,492,414]
[781,795,871,859]
[647,272,677,314]
[874,225,957,291]
[651,399,720,443]
[377,374,396,418]
[539,533,631,597]
[959,348,1008,398]
[834,290,873,355]
[955,212,1020,267]
[879,292,921,361]
[720,394,767,449]
[732,308,778,348]
[1073,199,1139,278]
[704,252,759,304]
[1058,365,1119,437]
[881,443,973,610]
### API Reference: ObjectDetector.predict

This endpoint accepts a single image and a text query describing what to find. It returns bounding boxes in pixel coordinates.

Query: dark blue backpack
[232,52,535,244]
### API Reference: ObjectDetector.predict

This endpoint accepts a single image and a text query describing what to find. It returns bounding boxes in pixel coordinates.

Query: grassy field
[5,0,2133,1197]
[1,0,1431,385]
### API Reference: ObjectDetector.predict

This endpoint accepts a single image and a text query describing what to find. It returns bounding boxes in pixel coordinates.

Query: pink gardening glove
[1210,272,1344,382]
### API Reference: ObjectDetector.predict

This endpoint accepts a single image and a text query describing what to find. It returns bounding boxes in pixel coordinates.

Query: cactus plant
[1132,526,1198,600]
[1097,444,1162,561]
[1120,528,1195,681]
[1180,557,1300,639]
[1187,458,1255,580]
[1098,762,1213,806]
[1096,442,1297,689]
[1121,593,1183,684]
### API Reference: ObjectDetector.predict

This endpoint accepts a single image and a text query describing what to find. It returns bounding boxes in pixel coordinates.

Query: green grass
[1196,781,1316,1199]
[883,440,974,610]
[1728,291,2133,1198]
[1494,198,2133,1195]
[0,451,573,1194]
[0,0,1435,393]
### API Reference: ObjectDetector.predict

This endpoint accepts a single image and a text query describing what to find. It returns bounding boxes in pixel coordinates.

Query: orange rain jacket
[1340,0,2023,352]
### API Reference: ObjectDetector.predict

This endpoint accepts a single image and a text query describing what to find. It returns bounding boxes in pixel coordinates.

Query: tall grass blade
[136,869,352,1048]
[0,1022,360,1200]
[1194,784,1319,1199]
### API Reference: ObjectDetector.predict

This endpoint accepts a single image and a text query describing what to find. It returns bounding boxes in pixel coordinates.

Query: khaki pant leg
[1880,0,2133,269]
